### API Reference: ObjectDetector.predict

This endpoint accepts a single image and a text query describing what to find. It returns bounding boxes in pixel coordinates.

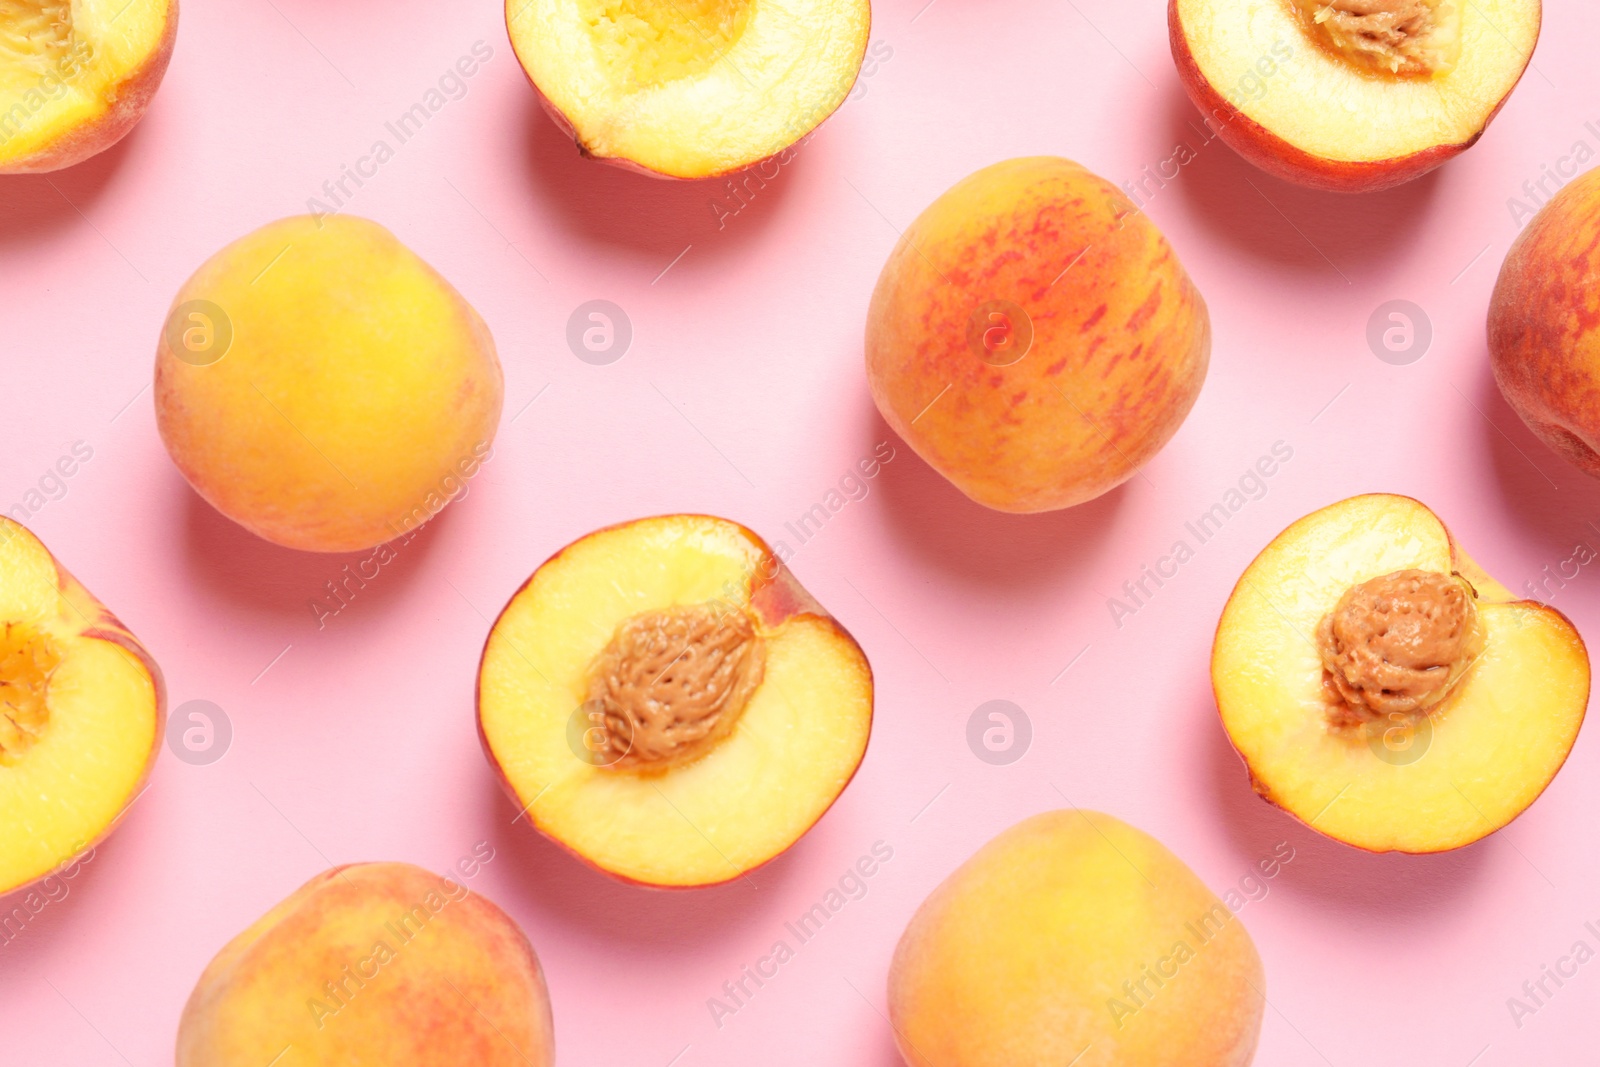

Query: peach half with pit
[0,0,177,173]
[176,862,555,1066]
[866,156,1210,513]
[477,514,873,888]
[506,0,870,179]
[155,215,503,553]
[1489,163,1600,476]
[1213,494,1588,853]
[1170,0,1541,192]
[0,517,163,897]
[889,810,1265,1067]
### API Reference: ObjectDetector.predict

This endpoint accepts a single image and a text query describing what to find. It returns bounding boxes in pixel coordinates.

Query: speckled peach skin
[866,156,1210,512]
[176,863,555,1067]
[1489,166,1600,476]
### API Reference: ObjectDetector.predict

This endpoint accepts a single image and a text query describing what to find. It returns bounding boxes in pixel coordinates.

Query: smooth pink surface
[2,1,1598,1064]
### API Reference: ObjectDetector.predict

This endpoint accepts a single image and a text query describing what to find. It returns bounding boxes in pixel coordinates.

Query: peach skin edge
[1166,0,1537,194]
[0,517,166,898]
[473,513,874,889]
[1207,493,1589,855]
[0,0,180,175]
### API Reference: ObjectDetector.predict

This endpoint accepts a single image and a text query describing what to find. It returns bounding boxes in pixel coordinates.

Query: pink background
[3,0,1599,1063]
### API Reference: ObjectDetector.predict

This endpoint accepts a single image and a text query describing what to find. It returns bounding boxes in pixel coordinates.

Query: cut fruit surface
[477,515,873,887]
[0,518,162,895]
[1213,494,1588,853]
[1170,0,1539,191]
[506,0,870,178]
[0,0,177,173]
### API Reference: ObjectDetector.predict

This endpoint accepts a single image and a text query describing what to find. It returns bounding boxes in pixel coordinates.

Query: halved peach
[1213,494,1588,853]
[0,0,178,174]
[506,0,870,179]
[0,517,163,896]
[177,863,555,1066]
[477,515,873,887]
[1170,0,1540,192]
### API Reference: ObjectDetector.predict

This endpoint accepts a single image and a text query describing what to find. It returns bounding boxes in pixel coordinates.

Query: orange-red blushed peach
[866,156,1209,512]
[1489,165,1600,475]
[176,863,555,1066]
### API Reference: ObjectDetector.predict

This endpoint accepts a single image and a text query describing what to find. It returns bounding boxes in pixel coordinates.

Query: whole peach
[176,863,555,1066]
[865,157,1209,512]
[155,215,503,552]
[1489,165,1600,476]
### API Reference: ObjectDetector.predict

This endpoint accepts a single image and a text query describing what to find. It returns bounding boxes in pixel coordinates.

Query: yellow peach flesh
[506,0,870,178]
[477,515,873,887]
[0,518,162,896]
[1171,0,1537,187]
[0,0,177,173]
[1213,494,1588,853]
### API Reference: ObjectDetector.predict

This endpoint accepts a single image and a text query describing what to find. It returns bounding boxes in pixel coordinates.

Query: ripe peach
[865,156,1209,512]
[155,215,503,553]
[1489,165,1600,475]
[176,863,555,1066]
[0,0,178,173]
[477,514,873,888]
[889,810,1265,1066]
[1170,0,1540,192]
[0,517,163,897]
[1214,494,1588,853]
[506,0,870,179]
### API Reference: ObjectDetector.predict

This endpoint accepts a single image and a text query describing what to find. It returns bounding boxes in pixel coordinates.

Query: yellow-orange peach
[1490,165,1600,475]
[889,810,1264,1066]
[176,862,555,1066]
[0,0,178,173]
[155,215,503,553]
[866,156,1209,512]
